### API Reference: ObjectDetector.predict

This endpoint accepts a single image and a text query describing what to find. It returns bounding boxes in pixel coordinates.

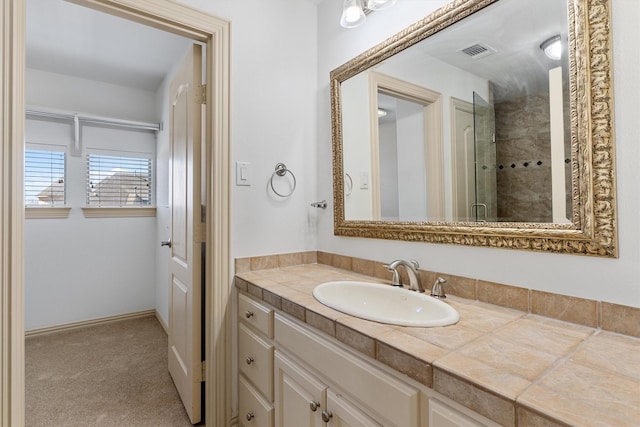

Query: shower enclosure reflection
[472,91,496,222]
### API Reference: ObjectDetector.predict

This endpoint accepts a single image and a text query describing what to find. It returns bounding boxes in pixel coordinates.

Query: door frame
[368,72,444,221]
[0,1,231,426]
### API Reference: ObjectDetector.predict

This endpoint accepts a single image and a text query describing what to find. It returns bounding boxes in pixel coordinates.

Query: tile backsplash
[234,251,640,338]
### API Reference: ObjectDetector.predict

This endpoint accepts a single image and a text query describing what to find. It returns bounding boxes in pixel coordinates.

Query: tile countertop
[235,264,640,427]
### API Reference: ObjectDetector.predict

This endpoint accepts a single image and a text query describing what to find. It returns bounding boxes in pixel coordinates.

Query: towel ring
[270,163,296,198]
[344,173,353,196]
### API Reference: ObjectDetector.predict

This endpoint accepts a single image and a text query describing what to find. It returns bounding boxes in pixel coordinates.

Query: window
[86,153,153,207]
[24,147,66,206]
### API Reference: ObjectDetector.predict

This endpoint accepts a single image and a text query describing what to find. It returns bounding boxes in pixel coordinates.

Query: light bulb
[340,0,366,28]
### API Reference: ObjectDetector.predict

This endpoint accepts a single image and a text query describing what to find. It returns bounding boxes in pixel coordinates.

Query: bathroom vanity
[234,261,639,427]
[237,292,498,427]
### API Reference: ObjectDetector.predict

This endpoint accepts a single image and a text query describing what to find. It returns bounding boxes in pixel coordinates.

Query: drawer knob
[245,311,254,319]
[310,400,320,412]
[246,356,254,365]
[246,412,255,421]
[321,410,333,422]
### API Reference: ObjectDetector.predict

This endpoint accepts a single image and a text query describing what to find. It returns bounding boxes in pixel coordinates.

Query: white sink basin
[312,281,459,327]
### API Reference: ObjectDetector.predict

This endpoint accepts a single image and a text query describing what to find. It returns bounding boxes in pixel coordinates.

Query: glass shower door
[472,92,497,222]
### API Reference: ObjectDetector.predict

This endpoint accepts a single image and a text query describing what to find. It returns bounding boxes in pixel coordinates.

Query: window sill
[25,207,71,219]
[82,207,157,218]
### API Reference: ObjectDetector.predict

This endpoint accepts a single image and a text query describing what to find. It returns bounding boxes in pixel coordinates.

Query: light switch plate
[236,161,251,186]
[359,171,369,189]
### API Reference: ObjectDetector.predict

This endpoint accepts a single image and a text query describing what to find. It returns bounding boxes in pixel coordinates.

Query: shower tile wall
[495,95,552,222]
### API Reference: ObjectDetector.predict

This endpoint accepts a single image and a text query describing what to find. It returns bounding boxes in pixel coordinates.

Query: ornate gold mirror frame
[331,0,617,257]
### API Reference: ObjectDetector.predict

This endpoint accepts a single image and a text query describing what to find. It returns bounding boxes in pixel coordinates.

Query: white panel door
[451,99,475,221]
[168,44,203,424]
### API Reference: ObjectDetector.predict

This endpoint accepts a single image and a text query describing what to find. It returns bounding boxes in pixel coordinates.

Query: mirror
[331,0,618,257]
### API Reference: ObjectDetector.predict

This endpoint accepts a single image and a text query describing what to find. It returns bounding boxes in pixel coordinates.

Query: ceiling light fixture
[540,35,562,60]
[340,0,366,28]
[340,0,397,29]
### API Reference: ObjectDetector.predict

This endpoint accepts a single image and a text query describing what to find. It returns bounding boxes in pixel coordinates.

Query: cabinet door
[325,389,382,427]
[274,351,326,427]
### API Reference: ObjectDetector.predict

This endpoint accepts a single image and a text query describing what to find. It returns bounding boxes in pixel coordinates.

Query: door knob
[160,239,172,248]
[309,401,320,412]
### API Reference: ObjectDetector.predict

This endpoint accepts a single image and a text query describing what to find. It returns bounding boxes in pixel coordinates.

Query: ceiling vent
[459,42,496,59]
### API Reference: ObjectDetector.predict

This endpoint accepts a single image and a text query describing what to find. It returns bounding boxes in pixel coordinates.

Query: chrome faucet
[430,277,447,299]
[383,259,424,292]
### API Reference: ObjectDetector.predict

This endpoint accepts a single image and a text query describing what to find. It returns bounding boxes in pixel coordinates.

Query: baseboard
[25,309,156,338]
[155,309,169,335]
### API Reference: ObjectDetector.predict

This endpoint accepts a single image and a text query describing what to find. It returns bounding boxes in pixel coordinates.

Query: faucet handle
[431,277,447,299]
[383,263,402,287]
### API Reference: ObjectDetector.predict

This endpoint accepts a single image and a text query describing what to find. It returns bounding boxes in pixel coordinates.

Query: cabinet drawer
[239,374,274,427]
[239,322,274,400]
[239,292,274,338]
[275,313,419,427]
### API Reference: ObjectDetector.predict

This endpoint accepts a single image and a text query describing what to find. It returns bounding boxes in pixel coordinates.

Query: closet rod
[26,107,161,132]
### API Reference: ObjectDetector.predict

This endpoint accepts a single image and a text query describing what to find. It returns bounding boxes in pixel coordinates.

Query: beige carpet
[26,315,197,426]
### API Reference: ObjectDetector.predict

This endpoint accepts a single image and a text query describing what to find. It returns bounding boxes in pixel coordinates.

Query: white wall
[317,0,640,307]
[24,117,158,330]
[178,0,319,258]
[379,120,399,220]
[26,68,158,123]
[395,100,427,221]
[342,72,374,219]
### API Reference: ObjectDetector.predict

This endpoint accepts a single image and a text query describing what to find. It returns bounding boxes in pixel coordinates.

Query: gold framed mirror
[331,0,617,257]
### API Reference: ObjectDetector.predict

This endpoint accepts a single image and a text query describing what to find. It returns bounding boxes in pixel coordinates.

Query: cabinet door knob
[245,311,254,318]
[246,356,254,365]
[246,412,254,421]
[321,410,333,422]
[310,400,320,412]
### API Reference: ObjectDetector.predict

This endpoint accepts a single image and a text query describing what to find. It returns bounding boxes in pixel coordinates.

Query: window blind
[24,149,66,206]
[87,154,152,207]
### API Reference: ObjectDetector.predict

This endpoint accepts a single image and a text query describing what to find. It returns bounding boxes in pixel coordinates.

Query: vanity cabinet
[237,291,499,427]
